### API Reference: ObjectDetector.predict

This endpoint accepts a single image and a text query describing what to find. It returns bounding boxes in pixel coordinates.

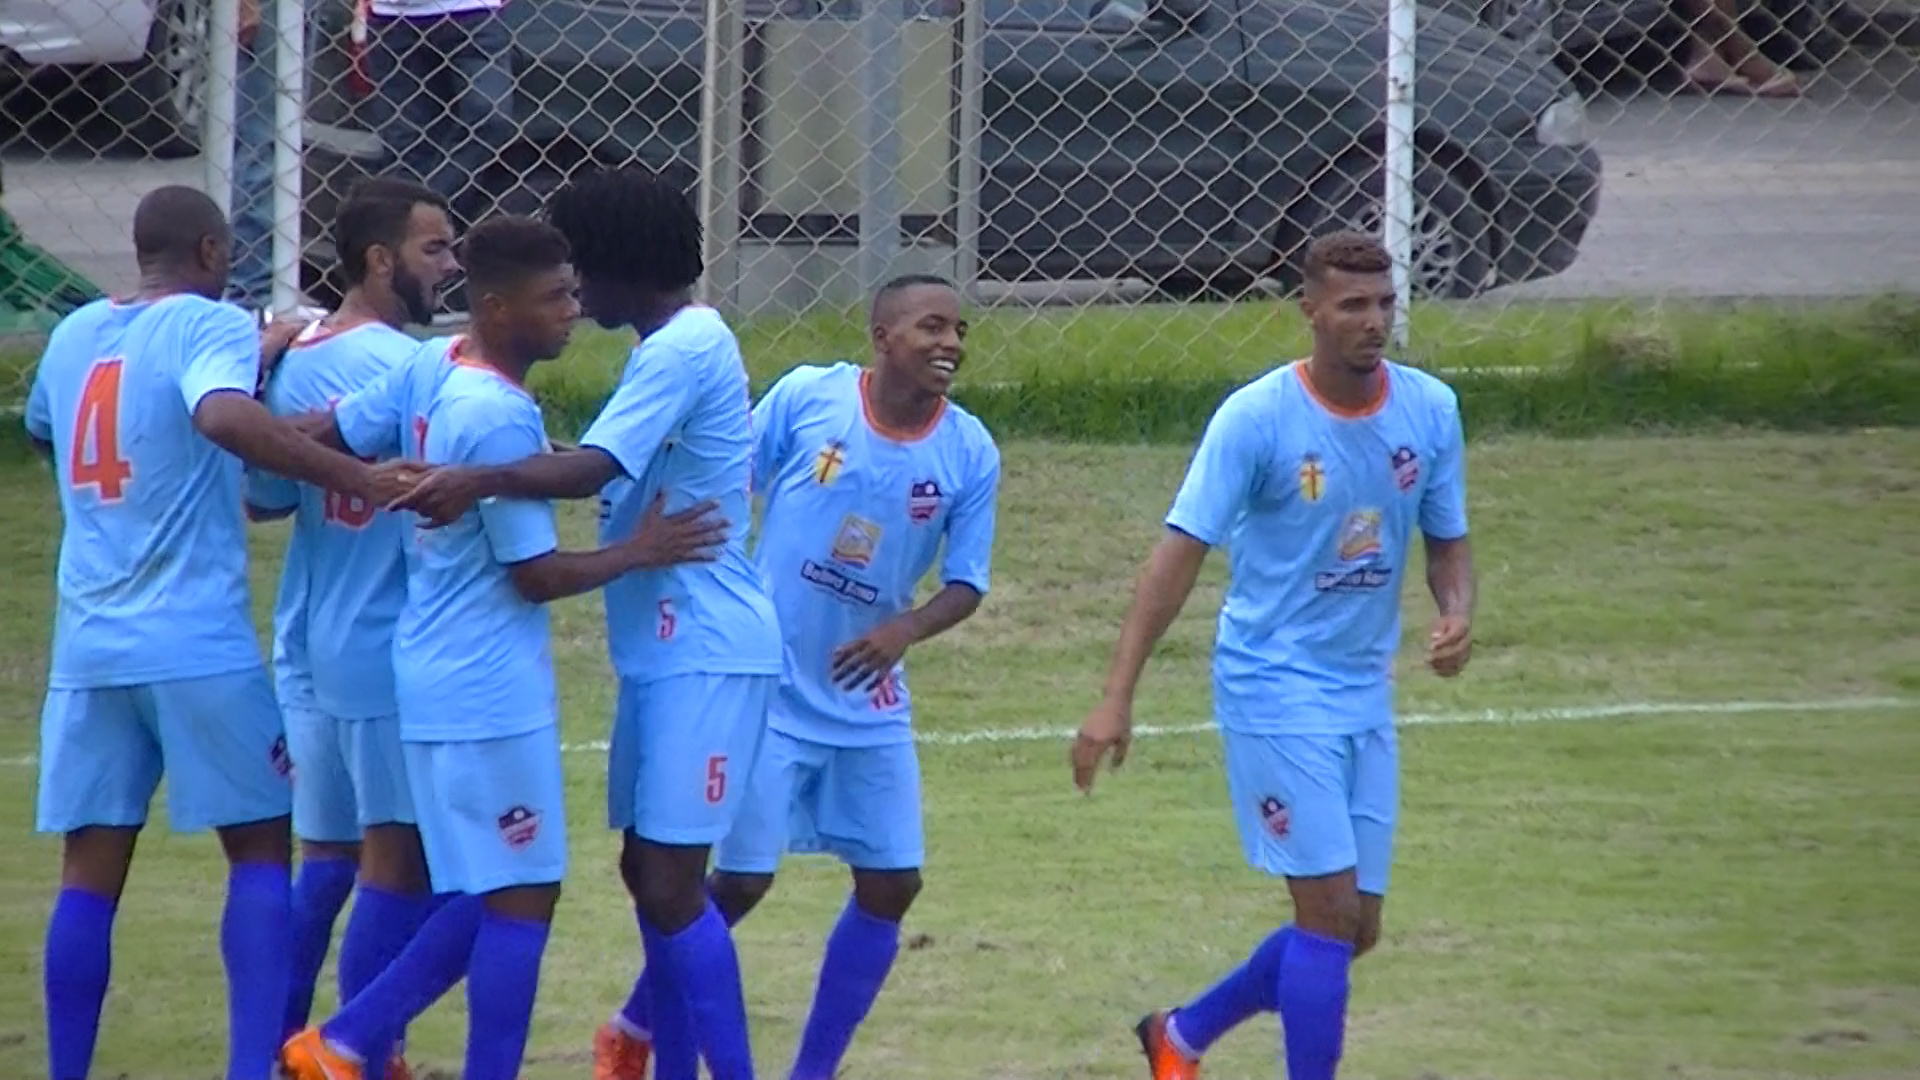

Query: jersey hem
[610,661,786,684]
[47,656,263,691]
[399,715,556,745]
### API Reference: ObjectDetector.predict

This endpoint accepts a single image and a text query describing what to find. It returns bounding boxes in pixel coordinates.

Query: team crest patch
[908,479,944,524]
[1337,508,1383,562]
[1391,446,1420,492]
[1297,454,1326,503]
[1259,797,1290,839]
[813,440,848,485]
[269,735,292,779]
[830,514,882,569]
[497,805,542,851]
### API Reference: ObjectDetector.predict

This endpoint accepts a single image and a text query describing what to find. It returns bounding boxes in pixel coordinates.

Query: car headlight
[1534,95,1592,148]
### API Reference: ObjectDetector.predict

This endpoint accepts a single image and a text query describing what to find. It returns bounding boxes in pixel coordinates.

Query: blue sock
[285,856,358,1038]
[1275,929,1354,1080]
[463,913,551,1080]
[639,917,700,1080]
[323,893,484,1061]
[1169,926,1294,1055]
[657,900,755,1080]
[792,898,902,1079]
[222,862,293,1080]
[44,887,116,1080]
[335,885,431,1067]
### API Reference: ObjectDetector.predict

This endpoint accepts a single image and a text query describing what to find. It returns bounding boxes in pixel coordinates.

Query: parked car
[0,0,209,157]
[301,0,1602,302]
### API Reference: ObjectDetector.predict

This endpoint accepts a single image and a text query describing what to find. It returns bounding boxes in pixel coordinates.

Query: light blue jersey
[750,362,1000,747]
[335,337,561,742]
[579,305,781,683]
[1166,361,1469,736]
[25,295,265,689]
[247,321,423,720]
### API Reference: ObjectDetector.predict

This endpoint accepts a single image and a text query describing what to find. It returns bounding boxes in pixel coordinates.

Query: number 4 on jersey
[70,358,134,502]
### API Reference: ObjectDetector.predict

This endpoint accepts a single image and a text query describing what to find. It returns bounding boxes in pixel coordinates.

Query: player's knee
[852,868,922,923]
[1287,874,1364,944]
[708,870,774,925]
[358,825,429,895]
[626,839,711,932]
[60,825,141,898]
[215,815,293,866]
[482,882,562,924]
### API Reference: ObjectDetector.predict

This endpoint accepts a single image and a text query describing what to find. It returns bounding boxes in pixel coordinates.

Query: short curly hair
[545,166,703,292]
[1302,230,1393,287]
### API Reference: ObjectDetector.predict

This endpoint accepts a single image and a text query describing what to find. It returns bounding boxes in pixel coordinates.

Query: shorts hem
[711,854,782,875]
[294,823,363,844]
[47,659,263,693]
[439,871,566,896]
[621,822,730,846]
[36,813,148,834]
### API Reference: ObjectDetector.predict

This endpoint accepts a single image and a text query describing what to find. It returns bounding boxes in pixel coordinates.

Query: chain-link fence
[1,0,1916,393]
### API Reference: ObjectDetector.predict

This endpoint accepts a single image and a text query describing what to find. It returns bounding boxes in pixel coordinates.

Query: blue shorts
[285,707,414,844]
[36,669,292,834]
[404,726,567,895]
[713,728,925,875]
[606,673,773,845]
[1220,724,1399,895]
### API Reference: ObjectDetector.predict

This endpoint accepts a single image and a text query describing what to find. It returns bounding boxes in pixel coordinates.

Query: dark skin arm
[392,447,624,524]
[831,582,985,690]
[505,493,727,605]
[1423,534,1476,677]
[193,391,397,504]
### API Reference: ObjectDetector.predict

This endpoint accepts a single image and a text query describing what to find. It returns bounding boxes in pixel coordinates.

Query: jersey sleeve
[463,403,560,566]
[24,361,53,444]
[749,368,805,493]
[1420,389,1470,541]
[580,344,697,480]
[176,303,262,412]
[334,360,408,459]
[1164,390,1265,547]
[941,437,1002,595]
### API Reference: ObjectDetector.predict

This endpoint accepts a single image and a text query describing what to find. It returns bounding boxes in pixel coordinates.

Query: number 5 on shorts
[71,358,133,502]
[705,754,727,804]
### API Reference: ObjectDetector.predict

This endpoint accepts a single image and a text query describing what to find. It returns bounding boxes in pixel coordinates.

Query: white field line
[7,695,1904,770]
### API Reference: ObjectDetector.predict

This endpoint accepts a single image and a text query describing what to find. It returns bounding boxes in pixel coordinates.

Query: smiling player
[1072,231,1478,1080]
[686,273,1001,1079]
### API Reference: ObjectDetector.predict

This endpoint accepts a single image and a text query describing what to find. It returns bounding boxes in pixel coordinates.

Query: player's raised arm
[1420,390,1475,677]
[1073,389,1266,793]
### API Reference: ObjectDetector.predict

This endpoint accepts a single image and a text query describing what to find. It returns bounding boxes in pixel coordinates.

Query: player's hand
[624,492,729,569]
[369,460,433,509]
[1428,614,1473,677]
[1071,697,1134,794]
[831,618,916,691]
[256,316,308,393]
[388,465,483,526]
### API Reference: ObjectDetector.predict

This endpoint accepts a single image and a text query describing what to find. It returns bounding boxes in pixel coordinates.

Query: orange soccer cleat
[383,1052,414,1080]
[593,1020,654,1080]
[279,1027,366,1080]
[1135,1010,1202,1080]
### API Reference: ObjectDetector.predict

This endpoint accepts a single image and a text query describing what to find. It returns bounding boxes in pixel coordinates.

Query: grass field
[0,430,1917,1079]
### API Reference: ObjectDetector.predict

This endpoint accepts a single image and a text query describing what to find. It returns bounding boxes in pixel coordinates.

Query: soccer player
[242,176,462,1072]
[25,184,413,1080]
[390,167,778,1080]
[277,214,726,1080]
[681,273,1000,1079]
[1070,230,1478,1080]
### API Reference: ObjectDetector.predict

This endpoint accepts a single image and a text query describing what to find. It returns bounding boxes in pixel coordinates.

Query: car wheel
[1281,154,1495,300]
[105,0,209,159]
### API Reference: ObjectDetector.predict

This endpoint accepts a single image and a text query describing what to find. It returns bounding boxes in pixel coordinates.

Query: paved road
[4,51,1917,306]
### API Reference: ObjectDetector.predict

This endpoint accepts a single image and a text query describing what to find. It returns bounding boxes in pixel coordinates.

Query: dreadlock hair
[545,166,703,292]
[459,214,573,297]
[333,176,448,286]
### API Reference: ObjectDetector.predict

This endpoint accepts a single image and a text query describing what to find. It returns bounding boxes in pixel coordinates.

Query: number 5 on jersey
[71,358,133,502]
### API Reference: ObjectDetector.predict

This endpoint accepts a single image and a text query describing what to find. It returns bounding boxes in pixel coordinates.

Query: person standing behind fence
[360,0,517,227]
